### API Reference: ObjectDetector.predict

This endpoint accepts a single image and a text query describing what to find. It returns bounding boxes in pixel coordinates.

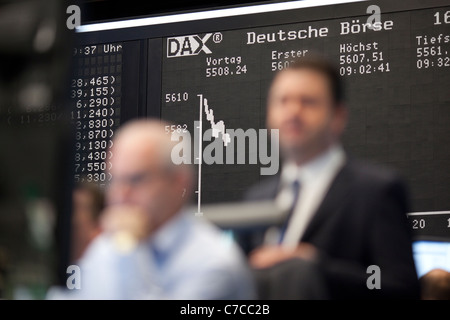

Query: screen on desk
[413,240,450,278]
[65,0,450,213]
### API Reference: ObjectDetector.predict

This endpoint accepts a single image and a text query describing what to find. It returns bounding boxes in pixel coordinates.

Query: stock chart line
[195,94,230,216]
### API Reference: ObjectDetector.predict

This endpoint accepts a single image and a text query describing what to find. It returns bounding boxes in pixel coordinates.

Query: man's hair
[283,55,345,106]
[420,269,450,300]
[112,119,194,179]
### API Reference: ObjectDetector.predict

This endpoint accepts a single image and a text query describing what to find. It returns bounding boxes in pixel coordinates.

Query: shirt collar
[280,144,346,186]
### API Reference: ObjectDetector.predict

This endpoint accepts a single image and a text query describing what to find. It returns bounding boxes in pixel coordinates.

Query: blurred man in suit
[242,56,420,299]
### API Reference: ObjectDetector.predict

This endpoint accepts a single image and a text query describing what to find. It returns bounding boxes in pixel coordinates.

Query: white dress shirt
[276,144,346,249]
[48,210,255,300]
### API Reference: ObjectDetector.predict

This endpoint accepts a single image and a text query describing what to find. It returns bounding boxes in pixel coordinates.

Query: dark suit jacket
[239,158,420,299]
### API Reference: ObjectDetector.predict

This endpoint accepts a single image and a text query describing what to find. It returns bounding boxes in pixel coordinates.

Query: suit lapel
[247,173,281,200]
[300,160,354,242]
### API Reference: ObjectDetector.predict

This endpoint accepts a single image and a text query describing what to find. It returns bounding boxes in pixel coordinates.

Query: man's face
[106,135,180,225]
[267,68,345,160]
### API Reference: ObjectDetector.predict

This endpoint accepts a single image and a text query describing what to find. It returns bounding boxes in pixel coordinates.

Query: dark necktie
[279,179,301,243]
[151,244,166,269]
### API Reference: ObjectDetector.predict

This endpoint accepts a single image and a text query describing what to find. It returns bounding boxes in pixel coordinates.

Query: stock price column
[410,7,450,210]
[70,43,123,186]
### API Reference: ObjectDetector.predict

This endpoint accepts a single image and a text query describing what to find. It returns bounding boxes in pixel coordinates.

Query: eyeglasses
[108,169,163,190]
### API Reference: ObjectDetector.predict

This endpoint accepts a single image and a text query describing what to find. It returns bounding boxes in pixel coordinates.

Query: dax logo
[167,33,212,58]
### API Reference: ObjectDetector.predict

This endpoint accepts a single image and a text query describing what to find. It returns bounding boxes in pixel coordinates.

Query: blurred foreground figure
[71,182,104,261]
[239,56,420,299]
[50,120,254,299]
[420,269,450,300]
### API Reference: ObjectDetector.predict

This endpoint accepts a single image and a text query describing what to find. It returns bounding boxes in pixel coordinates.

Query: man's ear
[174,167,194,200]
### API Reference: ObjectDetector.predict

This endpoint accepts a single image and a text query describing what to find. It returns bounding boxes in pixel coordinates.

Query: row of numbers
[71,76,116,88]
[70,44,122,183]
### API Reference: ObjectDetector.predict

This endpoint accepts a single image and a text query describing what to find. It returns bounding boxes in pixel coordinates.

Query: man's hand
[100,205,152,252]
[249,243,318,269]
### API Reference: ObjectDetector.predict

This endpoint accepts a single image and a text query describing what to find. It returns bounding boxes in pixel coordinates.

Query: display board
[72,0,450,216]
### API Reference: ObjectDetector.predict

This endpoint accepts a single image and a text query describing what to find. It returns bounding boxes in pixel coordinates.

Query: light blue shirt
[48,210,255,300]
